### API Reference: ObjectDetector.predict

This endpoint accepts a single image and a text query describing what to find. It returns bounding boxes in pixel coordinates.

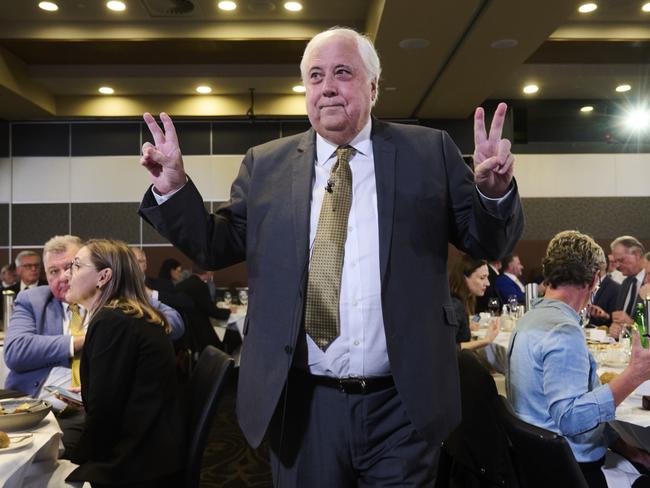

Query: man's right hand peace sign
[141,112,186,195]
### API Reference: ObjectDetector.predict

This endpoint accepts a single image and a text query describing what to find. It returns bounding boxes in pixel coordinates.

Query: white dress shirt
[306,119,388,378]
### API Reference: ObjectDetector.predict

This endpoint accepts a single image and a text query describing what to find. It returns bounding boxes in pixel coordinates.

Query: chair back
[437,350,518,487]
[185,345,234,488]
[496,396,589,488]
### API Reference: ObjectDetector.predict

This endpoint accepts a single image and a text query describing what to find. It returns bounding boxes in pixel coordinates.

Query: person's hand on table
[609,311,633,338]
[588,304,609,320]
[469,320,481,332]
[485,319,500,343]
[54,387,84,412]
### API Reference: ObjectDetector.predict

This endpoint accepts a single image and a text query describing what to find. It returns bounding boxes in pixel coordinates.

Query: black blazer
[590,275,621,326]
[140,119,524,449]
[67,308,185,485]
[175,275,229,353]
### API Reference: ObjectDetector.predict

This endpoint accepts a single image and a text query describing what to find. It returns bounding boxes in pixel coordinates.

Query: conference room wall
[1,119,649,287]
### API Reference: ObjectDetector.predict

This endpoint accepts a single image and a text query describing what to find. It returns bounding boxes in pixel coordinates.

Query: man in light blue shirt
[508,230,650,486]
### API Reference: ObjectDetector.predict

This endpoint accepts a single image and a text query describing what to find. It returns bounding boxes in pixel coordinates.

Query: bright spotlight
[624,108,650,131]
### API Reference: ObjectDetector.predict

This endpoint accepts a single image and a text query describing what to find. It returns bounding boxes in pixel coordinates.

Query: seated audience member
[610,253,626,285]
[64,239,184,488]
[176,266,240,355]
[495,254,525,304]
[508,230,650,487]
[475,259,501,313]
[639,252,650,303]
[449,255,499,350]
[1,263,17,289]
[8,250,46,294]
[4,235,184,458]
[609,236,646,338]
[158,257,183,286]
[589,253,622,327]
[131,247,192,308]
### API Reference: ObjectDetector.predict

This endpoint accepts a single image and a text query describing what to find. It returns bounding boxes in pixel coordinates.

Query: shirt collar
[315,117,373,166]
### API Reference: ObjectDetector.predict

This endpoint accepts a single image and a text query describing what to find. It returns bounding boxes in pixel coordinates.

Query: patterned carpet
[200,374,273,488]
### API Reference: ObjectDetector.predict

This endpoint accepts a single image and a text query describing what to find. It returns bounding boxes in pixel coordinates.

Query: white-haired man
[139,27,524,485]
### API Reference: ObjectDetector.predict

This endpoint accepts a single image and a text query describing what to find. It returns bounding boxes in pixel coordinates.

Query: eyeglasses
[20,263,40,270]
[70,259,95,274]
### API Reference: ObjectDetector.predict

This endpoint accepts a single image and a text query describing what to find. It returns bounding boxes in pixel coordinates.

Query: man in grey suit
[139,27,523,486]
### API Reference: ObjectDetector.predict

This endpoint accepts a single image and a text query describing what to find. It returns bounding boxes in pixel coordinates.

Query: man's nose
[322,74,337,96]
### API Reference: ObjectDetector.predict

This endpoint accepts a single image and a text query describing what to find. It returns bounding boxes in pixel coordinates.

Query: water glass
[223,291,232,306]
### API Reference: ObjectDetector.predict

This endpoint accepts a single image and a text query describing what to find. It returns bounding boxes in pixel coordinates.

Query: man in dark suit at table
[609,235,646,338]
[589,252,621,328]
[138,27,523,486]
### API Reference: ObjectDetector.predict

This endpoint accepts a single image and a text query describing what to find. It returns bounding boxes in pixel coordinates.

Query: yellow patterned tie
[69,304,84,387]
[304,145,355,351]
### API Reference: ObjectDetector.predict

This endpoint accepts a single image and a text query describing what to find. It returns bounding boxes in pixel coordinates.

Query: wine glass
[508,295,519,318]
[223,291,232,306]
[487,297,500,317]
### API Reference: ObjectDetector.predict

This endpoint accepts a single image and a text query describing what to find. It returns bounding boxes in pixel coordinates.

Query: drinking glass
[223,291,232,306]
[487,297,500,317]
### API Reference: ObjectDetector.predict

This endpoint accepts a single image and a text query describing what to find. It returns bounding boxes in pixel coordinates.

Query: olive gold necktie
[304,145,355,351]
[69,304,84,387]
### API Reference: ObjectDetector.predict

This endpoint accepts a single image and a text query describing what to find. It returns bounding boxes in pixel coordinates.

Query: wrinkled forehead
[305,36,364,71]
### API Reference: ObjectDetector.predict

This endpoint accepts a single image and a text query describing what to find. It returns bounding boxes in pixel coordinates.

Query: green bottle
[634,302,648,349]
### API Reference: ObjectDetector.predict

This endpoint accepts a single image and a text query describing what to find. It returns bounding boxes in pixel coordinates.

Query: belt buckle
[338,377,366,394]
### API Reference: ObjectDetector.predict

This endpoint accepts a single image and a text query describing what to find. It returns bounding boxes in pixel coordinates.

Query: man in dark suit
[8,250,46,295]
[609,235,646,338]
[138,27,523,486]
[589,253,621,327]
[175,266,238,355]
[495,254,525,304]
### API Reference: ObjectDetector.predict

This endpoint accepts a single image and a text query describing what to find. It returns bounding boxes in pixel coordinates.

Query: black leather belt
[305,373,394,395]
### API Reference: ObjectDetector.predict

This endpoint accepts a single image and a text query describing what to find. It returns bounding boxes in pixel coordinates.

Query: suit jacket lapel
[292,128,316,273]
[371,119,396,285]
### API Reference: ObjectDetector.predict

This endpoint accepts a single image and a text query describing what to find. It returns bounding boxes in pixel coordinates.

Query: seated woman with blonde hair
[449,254,500,350]
[64,239,185,488]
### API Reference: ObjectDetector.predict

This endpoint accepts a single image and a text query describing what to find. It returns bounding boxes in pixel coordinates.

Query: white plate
[0,433,33,453]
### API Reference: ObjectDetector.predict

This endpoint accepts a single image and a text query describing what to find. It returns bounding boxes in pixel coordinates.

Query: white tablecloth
[0,412,87,488]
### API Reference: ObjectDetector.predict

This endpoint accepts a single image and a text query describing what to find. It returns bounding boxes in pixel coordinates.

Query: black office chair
[436,350,518,487]
[496,395,589,488]
[184,345,234,488]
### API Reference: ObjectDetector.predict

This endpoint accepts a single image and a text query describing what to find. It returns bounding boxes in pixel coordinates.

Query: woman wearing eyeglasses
[63,239,184,488]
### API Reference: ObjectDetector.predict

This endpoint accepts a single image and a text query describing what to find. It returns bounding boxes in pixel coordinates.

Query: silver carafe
[2,289,16,332]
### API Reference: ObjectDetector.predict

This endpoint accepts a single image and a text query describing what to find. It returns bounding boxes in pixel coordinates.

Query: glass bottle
[634,302,648,349]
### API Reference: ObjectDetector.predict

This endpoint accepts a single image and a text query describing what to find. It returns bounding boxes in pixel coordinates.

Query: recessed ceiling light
[106,1,126,11]
[98,86,114,95]
[196,86,212,94]
[522,84,539,95]
[578,3,597,13]
[38,1,58,11]
[218,1,237,10]
[642,3,650,12]
[490,39,518,49]
[616,84,632,93]
[292,85,306,93]
[580,105,594,113]
[399,38,430,49]
[284,2,302,11]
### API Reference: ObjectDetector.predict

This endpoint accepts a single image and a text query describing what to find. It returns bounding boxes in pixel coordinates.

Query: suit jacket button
[284,345,293,355]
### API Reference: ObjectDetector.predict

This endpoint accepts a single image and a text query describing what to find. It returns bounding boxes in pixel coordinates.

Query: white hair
[300,27,382,105]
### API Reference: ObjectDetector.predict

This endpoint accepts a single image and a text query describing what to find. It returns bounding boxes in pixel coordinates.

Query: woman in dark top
[158,257,183,284]
[449,255,499,350]
[64,239,185,488]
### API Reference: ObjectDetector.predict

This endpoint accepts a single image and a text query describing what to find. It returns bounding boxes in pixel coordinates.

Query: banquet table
[0,411,88,488]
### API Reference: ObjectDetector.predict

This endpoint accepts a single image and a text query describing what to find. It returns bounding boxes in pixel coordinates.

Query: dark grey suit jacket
[139,119,524,449]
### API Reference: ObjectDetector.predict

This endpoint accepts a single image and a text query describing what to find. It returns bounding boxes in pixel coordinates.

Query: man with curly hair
[507,230,650,487]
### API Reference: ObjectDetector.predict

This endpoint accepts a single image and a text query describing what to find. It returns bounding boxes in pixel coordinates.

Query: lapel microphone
[325,179,334,193]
